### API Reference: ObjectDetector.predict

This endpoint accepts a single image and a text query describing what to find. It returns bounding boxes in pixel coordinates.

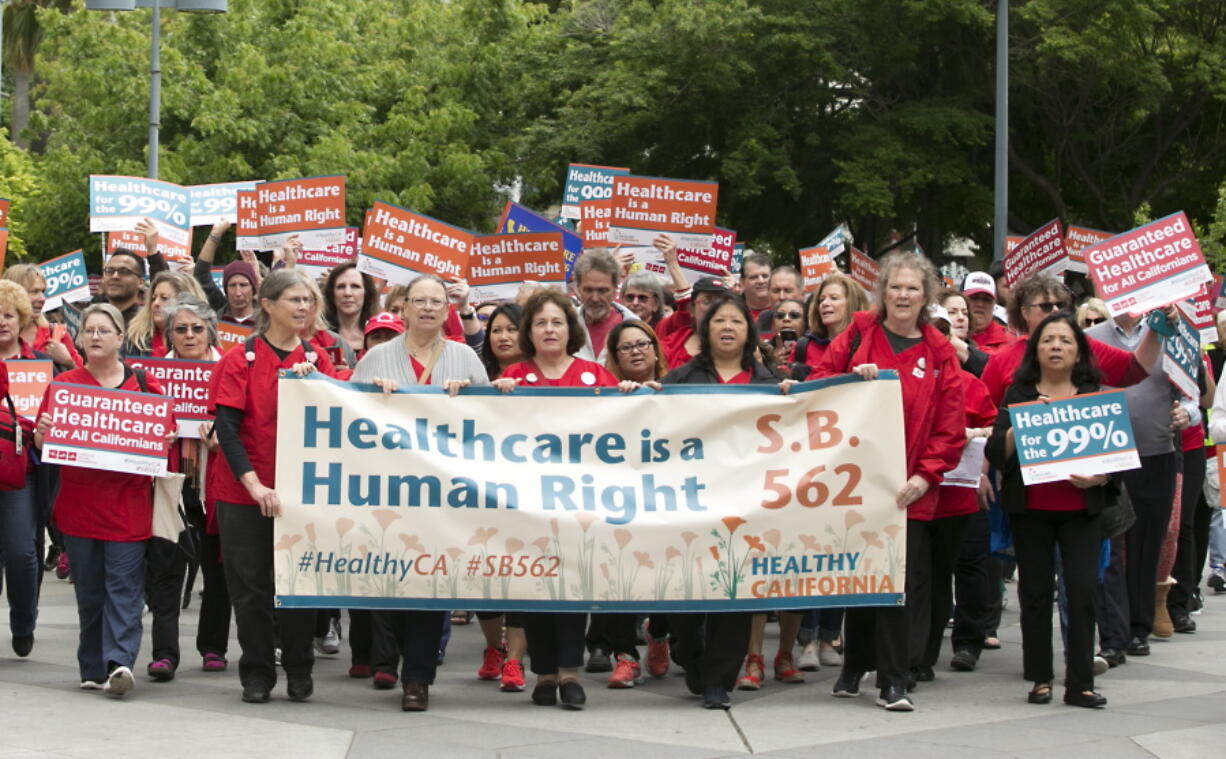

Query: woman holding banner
[124,271,206,358]
[811,250,965,712]
[663,292,796,709]
[987,311,1118,709]
[492,289,642,710]
[33,303,174,697]
[209,269,337,705]
[3,264,81,370]
[351,273,489,711]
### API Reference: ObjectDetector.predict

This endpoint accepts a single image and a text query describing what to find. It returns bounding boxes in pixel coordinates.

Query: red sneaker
[607,654,643,689]
[643,621,670,678]
[348,664,372,678]
[478,647,505,680]
[372,671,398,690]
[500,658,526,692]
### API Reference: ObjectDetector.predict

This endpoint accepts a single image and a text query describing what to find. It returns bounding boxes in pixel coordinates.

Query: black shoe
[43,546,60,573]
[1191,588,1204,612]
[832,670,862,697]
[585,647,612,673]
[559,681,586,710]
[12,634,33,658]
[702,686,731,710]
[531,683,558,706]
[1171,614,1197,634]
[241,682,271,703]
[1027,683,1052,704]
[1097,648,1126,668]
[286,675,314,702]
[683,665,703,696]
[1125,637,1150,656]
[950,649,977,672]
[876,686,914,711]
[913,665,934,682]
[1063,689,1107,708]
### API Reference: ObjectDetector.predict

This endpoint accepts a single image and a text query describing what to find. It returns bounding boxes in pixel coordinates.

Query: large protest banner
[273,374,908,612]
[88,175,191,250]
[189,181,262,226]
[1003,219,1067,286]
[469,232,566,302]
[560,163,630,220]
[124,357,215,438]
[254,176,347,250]
[496,202,582,282]
[39,250,90,311]
[357,202,471,285]
[609,175,718,250]
[1008,389,1141,485]
[1084,211,1213,317]
[41,382,173,476]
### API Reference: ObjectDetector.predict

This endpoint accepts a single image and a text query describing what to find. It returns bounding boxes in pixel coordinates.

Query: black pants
[1012,508,1100,693]
[371,610,445,684]
[217,501,314,688]
[1095,533,1129,651]
[667,612,752,691]
[1121,452,1177,639]
[951,510,990,654]
[196,531,231,657]
[585,613,639,660]
[144,536,187,667]
[844,520,919,690]
[349,610,372,665]
[1168,447,1205,615]
[914,513,971,668]
[525,612,587,675]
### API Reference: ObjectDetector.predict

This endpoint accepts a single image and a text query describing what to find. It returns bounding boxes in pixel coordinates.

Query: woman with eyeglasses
[209,270,338,705]
[1076,298,1111,330]
[979,272,1162,407]
[124,271,207,358]
[605,320,667,384]
[34,303,174,697]
[3,264,81,370]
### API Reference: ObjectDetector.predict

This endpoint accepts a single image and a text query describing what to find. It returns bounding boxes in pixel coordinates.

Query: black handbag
[1100,483,1136,539]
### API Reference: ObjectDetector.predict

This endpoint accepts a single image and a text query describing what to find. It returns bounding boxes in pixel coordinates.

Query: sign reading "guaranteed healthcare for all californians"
[274,375,909,612]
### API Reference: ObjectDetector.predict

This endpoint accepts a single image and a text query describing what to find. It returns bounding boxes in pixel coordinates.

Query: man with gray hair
[572,249,635,363]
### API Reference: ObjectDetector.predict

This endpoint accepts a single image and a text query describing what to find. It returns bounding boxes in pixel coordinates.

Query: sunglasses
[1025,301,1067,314]
[775,310,803,320]
[173,324,207,335]
[1081,317,1106,327]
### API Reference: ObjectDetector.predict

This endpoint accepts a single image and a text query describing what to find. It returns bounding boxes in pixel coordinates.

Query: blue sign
[1160,306,1201,399]
[39,250,91,311]
[1008,389,1141,485]
[498,202,583,282]
[559,163,629,220]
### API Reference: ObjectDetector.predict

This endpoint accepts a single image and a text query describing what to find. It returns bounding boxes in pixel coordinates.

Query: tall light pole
[86,1,227,179]
[992,0,1008,261]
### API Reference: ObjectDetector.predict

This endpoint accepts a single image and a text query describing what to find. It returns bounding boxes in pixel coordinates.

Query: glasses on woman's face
[1025,301,1067,314]
[622,293,653,303]
[410,297,446,310]
[279,296,314,307]
[776,310,803,320]
[83,327,116,338]
[173,324,207,335]
[1081,317,1107,327]
[616,339,654,355]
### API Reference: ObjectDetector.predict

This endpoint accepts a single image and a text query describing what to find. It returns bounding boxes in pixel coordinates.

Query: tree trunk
[11,69,31,149]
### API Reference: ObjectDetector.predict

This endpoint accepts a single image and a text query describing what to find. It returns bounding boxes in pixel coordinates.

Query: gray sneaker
[797,646,820,671]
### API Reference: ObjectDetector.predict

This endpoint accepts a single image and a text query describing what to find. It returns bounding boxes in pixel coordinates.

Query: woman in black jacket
[663,293,793,710]
[986,311,1119,709]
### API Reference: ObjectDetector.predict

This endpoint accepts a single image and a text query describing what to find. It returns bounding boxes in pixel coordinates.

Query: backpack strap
[843,323,863,373]
[133,367,149,393]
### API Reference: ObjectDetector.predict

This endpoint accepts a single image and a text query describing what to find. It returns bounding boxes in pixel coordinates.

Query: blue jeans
[0,477,40,637]
[61,534,146,682]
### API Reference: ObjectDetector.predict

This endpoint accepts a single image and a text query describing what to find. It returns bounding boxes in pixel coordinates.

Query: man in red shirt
[962,271,1013,354]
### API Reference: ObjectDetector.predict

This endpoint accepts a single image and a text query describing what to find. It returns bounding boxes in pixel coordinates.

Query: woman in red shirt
[34,303,173,697]
[210,270,337,704]
[492,289,638,710]
[986,311,1117,709]
[811,251,966,712]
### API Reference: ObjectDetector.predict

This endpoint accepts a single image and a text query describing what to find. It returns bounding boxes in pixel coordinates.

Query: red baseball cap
[363,311,405,337]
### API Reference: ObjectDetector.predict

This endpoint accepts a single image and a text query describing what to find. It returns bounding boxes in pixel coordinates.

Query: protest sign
[62,302,82,339]
[0,197,8,270]
[0,230,7,272]
[1008,389,1141,485]
[235,189,261,250]
[1217,446,1226,509]
[88,175,190,248]
[496,202,583,282]
[106,229,190,268]
[732,243,745,276]
[1154,303,1202,400]
[299,226,360,279]
[941,438,987,488]
[609,175,718,250]
[210,267,225,291]
[189,181,262,226]
[273,374,908,611]
[579,198,613,249]
[0,197,8,227]
[1084,211,1212,317]
[849,246,880,291]
[124,357,215,438]
[357,202,471,285]
[560,163,630,220]
[1003,219,1067,286]
[39,251,90,311]
[41,382,173,477]
[1186,282,1217,344]
[675,227,736,284]
[1063,225,1113,275]
[800,247,837,292]
[5,360,53,420]
[216,320,254,354]
[254,176,347,250]
[469,232,567,302]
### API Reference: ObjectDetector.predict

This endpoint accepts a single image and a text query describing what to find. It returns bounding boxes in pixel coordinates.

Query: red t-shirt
[39,366,168,541]
[720,369,752,384]
[502,358,618,388]
[1026,481,1086,512]
[208,337,337,506]
[585,309,624,360]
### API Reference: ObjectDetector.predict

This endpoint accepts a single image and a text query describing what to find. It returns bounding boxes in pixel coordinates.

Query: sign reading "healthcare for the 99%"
[1008,390,1141,486]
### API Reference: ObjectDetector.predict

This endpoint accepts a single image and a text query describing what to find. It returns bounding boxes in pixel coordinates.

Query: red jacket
[935,369,997,519]
[810,311,966,521]
[970,320,1015,355]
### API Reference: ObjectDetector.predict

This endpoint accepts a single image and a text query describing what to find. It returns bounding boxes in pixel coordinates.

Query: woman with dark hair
[605,320,667,384]
[663,293,795,709]
[987,311,1118,709]
[480,303,524,380]
[323,261,380,356]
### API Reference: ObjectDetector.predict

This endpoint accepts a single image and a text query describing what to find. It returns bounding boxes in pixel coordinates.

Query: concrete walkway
[0,575,1222,758]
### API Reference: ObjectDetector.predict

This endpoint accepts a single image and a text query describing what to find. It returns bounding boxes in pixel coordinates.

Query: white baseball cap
[962,271,996,299]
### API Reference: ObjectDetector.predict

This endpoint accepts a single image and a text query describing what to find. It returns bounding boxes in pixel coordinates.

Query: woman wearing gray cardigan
[350,274,490,712]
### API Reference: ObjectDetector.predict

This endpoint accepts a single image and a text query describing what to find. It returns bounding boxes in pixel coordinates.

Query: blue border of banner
[276,593,904,612]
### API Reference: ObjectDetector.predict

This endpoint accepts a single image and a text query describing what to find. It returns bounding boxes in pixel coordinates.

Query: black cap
[692,276,729,294]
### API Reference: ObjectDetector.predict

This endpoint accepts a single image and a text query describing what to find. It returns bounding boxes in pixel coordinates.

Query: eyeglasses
[622,293,653,303]
[776,310,803,320]
[102,267,138,278]
[278,296,314,306]
[1081,317,1107,327]
[477,313,490,322]
[616,339,654,354]
[173,324,207,335]
[82,327,116,337]
[410,297,447,309]
[1025,301,1067,314]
